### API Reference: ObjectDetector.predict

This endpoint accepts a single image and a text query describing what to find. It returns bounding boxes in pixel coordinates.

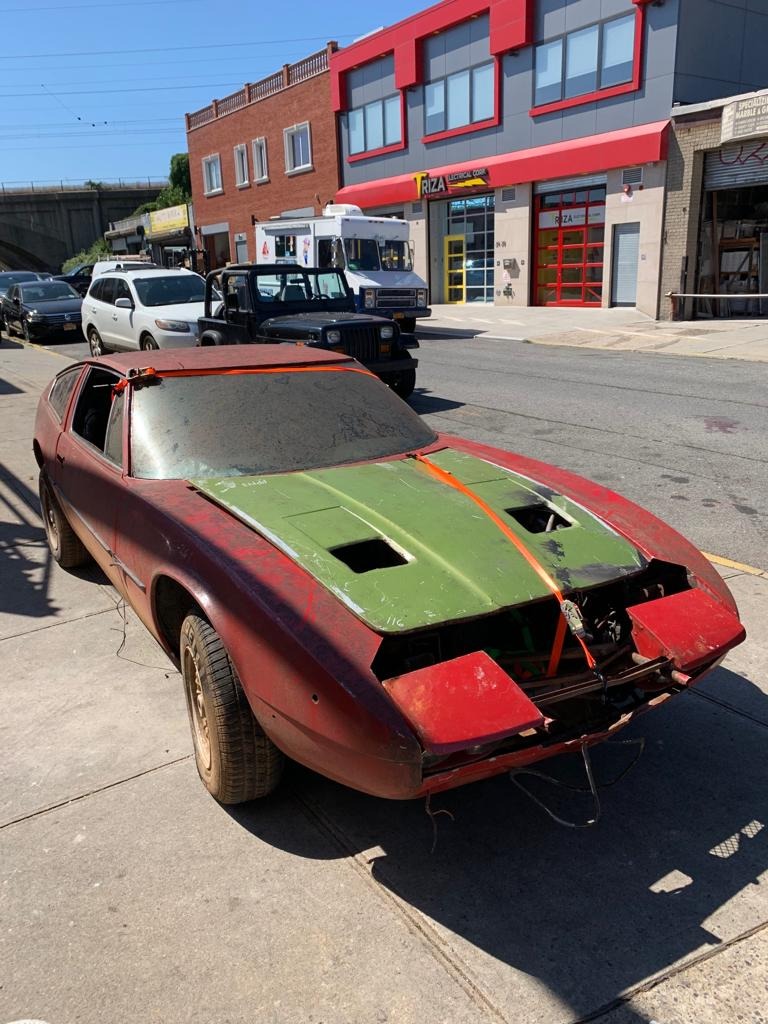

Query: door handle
[56,453,65,464]
[112,315,118,321]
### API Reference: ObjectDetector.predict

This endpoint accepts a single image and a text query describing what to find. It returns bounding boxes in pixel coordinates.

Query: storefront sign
[148,203,190,236]
[538,206,603,229]
[414,167,489,198]
[721,94,768,144]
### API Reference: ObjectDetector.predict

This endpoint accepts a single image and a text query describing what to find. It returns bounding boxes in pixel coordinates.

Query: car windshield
[133,274,204,307]
[130,369,436,479]
[378,240,413,272]
[20,281,79,302]
[344,238,380,272]
[0,272,39,289]
[250,269,351,307]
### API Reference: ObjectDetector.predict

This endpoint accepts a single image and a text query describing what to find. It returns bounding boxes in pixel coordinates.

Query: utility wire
[0,0,204,10]
[0,34,358,59]
[4,82,280,97]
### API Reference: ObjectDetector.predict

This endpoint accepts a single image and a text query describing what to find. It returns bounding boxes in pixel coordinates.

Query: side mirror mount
[114,297,134,309]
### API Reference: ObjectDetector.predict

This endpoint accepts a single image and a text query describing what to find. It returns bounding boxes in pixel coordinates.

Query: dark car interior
[72,368,120,452]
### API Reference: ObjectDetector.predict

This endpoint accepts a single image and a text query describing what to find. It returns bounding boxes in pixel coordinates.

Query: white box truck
[254,204,430,332]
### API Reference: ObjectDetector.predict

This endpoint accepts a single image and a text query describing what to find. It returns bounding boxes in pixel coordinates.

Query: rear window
[130,369,436,479]
[49,367,82,420]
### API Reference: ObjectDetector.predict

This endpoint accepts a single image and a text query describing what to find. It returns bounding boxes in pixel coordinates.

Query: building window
[233,144,249,187]
[534,13,635,106]
[424,61,495,137]
[252,137,268,182]
[275,234,297,259]
[284,122,312,174]
[202,154,222,195]
[349,95,401,155]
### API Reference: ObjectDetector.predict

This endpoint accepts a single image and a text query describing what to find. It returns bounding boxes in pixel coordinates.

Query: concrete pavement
[1,339,768,1024]
[421,304,768,362]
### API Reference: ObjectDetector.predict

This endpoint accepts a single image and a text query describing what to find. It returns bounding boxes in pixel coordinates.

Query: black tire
[39,472,90,568]
[140,333,158,351]
[383,366,416,400]
[180,614,284,804]
[88,327,108,357]
[23,320,31,343]
[399,317,416,333]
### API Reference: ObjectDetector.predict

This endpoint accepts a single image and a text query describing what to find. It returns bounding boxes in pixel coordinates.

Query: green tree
[133,153,191,214]
[61,236,110,273]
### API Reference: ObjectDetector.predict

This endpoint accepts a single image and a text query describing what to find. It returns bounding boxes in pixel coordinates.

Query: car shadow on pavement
[229,664,768,1024]
[410,388,465,415]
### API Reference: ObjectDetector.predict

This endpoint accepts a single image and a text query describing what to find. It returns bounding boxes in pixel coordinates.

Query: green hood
[193,449,646,634]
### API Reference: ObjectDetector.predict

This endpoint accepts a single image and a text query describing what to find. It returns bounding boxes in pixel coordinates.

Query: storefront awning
[335,121,669,208]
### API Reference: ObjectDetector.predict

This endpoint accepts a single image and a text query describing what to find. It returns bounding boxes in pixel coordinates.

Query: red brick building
[186,44,340,269]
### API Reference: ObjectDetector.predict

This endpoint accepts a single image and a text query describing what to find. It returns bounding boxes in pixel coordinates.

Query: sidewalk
[2,340,768,1024]
[420,304,768,362]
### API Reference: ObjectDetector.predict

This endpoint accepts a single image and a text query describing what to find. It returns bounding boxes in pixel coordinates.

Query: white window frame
[233,143,249,188]
[202,153,222,196]
[283,121,313,175]
[252,136,269,183]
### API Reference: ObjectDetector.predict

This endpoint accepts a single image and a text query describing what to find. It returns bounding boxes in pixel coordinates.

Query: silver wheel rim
[183,642,212,770]
[89,331,102,357]
[41,484,59,554]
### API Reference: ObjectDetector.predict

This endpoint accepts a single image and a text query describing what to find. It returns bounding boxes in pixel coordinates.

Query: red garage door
[535,187,606,306]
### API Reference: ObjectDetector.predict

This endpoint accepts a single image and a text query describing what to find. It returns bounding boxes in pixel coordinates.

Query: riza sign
[538,207,604,229]
[414,168,489,198]
[721,95,768,144]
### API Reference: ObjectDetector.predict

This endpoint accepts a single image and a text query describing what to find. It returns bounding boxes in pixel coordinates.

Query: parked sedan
[2,280,82,342]
[0,271,52,328]
[34,346,746,813]
[81,268,205,354]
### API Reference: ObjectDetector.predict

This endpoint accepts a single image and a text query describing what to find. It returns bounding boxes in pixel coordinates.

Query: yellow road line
[703,552,767,579]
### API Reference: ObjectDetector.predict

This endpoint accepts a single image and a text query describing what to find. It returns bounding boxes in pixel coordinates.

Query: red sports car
[34,347,745,806]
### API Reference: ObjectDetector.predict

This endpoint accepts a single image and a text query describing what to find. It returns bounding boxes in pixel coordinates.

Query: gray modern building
[329,0,768,316]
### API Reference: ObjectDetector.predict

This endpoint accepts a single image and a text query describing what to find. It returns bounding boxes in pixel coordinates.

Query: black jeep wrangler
[198,263,418,399]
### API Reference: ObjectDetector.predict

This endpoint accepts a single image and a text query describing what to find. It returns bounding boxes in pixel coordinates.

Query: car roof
[81,344,356,375]
[103,268,193,280]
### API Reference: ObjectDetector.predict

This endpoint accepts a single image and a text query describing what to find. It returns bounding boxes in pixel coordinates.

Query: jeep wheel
[180,614,284,804]
[385,367,416,400]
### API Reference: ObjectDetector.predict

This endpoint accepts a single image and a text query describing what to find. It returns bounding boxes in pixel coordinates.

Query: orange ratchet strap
[113,363,376,394]
[411,452,598,676]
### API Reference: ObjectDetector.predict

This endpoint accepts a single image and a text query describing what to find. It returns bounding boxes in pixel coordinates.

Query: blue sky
[0,0,427,186]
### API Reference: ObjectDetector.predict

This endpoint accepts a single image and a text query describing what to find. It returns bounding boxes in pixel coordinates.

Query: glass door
[444,234,466,303]
[535,187,606,306]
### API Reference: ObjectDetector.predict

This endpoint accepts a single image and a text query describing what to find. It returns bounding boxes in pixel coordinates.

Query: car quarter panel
[112,478,424,797]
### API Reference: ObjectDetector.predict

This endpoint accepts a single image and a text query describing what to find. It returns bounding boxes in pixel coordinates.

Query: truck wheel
[385,367,416,400]
[399,317,416,333]
[199,332,223,347]
[39,472,90,568]
[180,613,284,804]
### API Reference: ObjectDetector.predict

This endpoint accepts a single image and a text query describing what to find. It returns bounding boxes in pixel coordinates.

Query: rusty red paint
[384,652,544,756]
[33,347,746,803]
[628,589,745,672]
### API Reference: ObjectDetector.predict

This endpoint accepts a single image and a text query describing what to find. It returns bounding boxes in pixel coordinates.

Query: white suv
[82,268,206,354]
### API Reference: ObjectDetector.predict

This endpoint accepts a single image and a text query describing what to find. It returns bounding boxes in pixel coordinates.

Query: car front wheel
[140,334,158,351]
[180,613,284,804]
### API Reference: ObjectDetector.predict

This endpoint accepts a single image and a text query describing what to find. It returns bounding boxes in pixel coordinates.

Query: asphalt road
[11,325,768,567]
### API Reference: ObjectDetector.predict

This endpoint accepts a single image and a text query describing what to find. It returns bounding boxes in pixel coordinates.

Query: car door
[110,278,138,350]
[95,277,118,349]
[6,286,22,332]
[53,364,125,589]
[221,271,254,344]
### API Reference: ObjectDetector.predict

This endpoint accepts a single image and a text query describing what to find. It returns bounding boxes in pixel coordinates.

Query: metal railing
[0,178,167,195]
[186,44,336,131]
[667,290,768,318]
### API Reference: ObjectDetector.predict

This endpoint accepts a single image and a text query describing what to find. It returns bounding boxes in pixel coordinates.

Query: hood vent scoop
[331,538,408,574]
[506,506,571,534]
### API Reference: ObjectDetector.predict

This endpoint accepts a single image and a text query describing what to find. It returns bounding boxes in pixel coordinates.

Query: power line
[3,83,251,97]
[3,53,317,72]
[0,70,314,89]
[0,34,356,60]
[0,0,203,10]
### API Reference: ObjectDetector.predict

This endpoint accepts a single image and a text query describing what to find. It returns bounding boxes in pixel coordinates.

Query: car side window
[103,390,125,466]
[114,279,132,303]
[49,367,82,421]
[88,279,102,300]
[225,273,252,312]
[100,278,116,305]
[71,367,121,454]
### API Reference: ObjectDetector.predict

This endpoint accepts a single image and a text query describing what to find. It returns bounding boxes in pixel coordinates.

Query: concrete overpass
[0,182,165,271]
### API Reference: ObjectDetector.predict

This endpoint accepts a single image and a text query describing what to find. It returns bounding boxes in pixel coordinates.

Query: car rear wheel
[39,472,90,568]
[88,328,108,357]
[180,613,284,804]
[140,334,158,351]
